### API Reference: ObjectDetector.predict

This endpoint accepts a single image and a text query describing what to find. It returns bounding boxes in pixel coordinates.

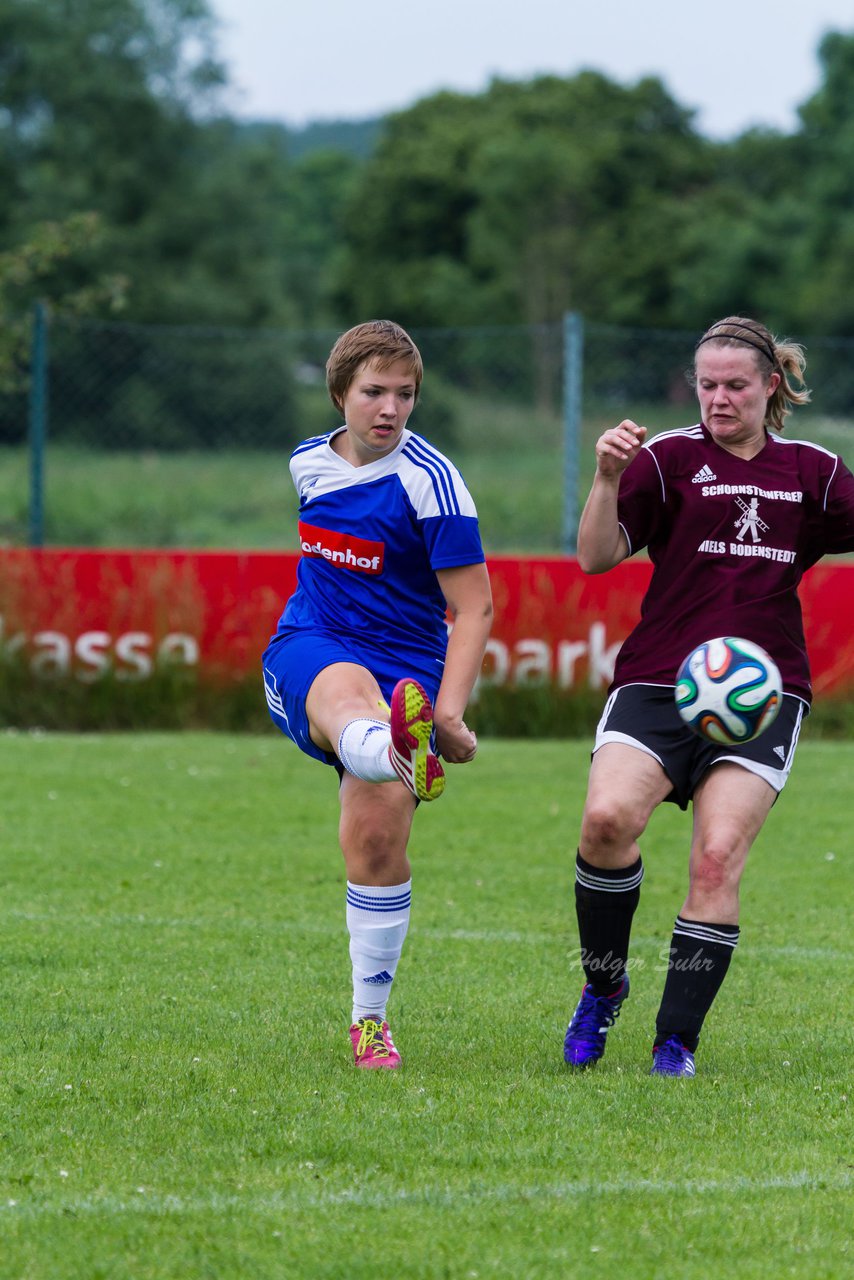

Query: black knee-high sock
[574,851,643,996]
[655,917,740,1051]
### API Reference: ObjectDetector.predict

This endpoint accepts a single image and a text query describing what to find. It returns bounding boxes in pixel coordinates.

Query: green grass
[0,446,301,550]
[0,733,851,1278]
[5,398,851,552]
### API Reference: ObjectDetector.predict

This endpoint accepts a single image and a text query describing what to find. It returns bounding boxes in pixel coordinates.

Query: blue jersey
[272,426,485,669]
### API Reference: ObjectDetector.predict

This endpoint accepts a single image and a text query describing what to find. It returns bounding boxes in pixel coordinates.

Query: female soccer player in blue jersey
[563,316,854,1077]
[263,320,492,1069]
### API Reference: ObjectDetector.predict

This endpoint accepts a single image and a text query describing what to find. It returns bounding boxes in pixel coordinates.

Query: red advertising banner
[1,549,852,696]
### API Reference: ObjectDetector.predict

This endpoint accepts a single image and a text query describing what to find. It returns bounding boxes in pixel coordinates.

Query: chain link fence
[1,312,852,551]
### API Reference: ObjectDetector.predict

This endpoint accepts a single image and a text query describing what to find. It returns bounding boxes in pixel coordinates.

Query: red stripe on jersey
[298,521,385,575]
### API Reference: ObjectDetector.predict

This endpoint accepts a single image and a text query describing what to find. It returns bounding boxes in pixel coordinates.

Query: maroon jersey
[613,423,854,701]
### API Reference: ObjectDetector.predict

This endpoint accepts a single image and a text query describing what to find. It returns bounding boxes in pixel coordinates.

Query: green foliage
[334,73,712,330]
[0,0,224,232]
[324,32,854,343]
[0,660,267,731]
[0,389,850,548]
[49,316,300,450]
[4,4,854,350]
[0,213,127,401]
[276,148,364,329]
[1,649,852,736]
[472,683,605,738]
[786,35,854,334]
[278,116,384,161]
[4,2,854,441]
[0,445,303,547]
[0,733,851,1277]
[0,0,356,335]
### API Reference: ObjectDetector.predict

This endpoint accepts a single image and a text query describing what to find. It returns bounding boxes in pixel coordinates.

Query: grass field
[0,733,851,1278]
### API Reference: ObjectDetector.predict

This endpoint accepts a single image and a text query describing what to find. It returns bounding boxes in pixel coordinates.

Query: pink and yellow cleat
[387,678,445,802]
[350,1017,402,1070]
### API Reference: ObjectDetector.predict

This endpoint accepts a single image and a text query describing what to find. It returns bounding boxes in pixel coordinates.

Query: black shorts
[593,683,808,810]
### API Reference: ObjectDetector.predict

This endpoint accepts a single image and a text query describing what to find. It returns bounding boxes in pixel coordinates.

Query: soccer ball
[674,636,782,745]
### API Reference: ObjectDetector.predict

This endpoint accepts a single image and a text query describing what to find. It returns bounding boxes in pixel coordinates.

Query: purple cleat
[563,974,630,1068]
[650,1036,696,1077]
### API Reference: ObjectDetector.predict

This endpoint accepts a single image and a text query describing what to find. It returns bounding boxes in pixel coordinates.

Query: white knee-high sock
[346,880,412,1023]
[337,719,396,782]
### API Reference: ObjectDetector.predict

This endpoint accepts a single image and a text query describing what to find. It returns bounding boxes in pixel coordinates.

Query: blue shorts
[594,683,807,810]
[262,627,443,767]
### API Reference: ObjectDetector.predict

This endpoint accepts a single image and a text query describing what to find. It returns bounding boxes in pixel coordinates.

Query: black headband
[696,328,776,366]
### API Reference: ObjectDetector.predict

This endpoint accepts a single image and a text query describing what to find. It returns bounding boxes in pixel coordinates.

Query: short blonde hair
[326,320,423,414]
[694,315,810,433]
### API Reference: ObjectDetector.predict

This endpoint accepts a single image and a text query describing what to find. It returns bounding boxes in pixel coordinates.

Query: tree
[785,32,854,335]
[0,0,233,322]
[0,212,127,395]
[330,89,486,327]
[0,2,362,332]
[332,72,713,331]
[0,0,224,230]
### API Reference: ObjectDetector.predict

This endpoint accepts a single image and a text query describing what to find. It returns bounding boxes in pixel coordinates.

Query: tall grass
[5,390,850,551]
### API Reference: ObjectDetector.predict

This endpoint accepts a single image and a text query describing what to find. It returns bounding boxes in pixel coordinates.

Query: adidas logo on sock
[773,745,786,761]
[692,464,717,483]
[363,970,394,984]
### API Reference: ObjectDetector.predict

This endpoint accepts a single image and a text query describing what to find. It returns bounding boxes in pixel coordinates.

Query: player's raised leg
[307,664,444,802]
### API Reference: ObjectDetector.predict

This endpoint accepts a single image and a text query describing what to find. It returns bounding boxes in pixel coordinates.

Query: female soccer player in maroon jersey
[563,316,854,1077]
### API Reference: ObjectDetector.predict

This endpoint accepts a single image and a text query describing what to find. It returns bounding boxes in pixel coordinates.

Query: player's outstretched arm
[577,420,646,573]
[434,562,493,764]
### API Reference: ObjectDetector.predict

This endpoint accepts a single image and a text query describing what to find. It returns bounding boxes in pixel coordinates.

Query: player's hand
[594,420,647,478]
[435,716,478,764]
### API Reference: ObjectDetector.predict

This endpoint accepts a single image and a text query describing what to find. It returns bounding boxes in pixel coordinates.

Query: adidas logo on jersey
[692,464,717,483]
[773,745,786,761]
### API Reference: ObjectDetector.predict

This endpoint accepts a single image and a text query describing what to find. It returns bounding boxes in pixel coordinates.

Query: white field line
[0,1171,851,1220]
[2,909,852,963]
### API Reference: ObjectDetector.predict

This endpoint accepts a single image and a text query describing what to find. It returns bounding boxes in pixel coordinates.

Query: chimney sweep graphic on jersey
[734,495,769,543]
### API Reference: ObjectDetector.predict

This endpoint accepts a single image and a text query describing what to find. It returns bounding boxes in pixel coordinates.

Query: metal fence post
[28,300,48,548]
[562,310,584,554]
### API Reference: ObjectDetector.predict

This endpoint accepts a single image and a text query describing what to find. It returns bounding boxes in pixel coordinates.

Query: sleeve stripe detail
[769,435,837,460]
[642,427,703,505]
[403,437,461,515]
[647,425,704,442]
[291,433,332,458]
[824,455,839,510]
[768,435,840,508]
[646,446,666,502]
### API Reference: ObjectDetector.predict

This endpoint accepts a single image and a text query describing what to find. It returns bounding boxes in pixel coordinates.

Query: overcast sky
[208,0,854,138]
